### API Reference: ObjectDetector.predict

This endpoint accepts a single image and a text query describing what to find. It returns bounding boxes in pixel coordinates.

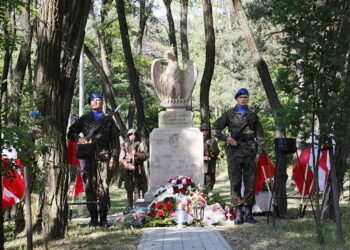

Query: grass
[4,171,350,249]
[4,185,144,249]
[214,172,350,250]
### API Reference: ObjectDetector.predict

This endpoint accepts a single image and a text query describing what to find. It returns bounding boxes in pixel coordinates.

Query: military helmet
[127,128,138,136]
[200,123,210,131]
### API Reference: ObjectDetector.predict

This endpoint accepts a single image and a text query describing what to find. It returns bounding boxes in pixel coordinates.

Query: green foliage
[266,0,350,145]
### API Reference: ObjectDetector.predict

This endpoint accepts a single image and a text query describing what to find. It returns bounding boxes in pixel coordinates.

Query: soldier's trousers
[84,160,112,216]
[227,153,256,207]
[124,172,143,207]
[204,173,215,190]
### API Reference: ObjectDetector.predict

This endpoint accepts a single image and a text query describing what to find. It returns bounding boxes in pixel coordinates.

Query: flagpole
[261,166,272,198]
[23,165,33,249]
[77,46,84,217]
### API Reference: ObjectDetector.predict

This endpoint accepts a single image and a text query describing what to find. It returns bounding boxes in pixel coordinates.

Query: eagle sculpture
[151,47,197,109]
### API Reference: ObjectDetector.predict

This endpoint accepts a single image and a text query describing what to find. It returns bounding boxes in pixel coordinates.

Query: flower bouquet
[146,175,226,227]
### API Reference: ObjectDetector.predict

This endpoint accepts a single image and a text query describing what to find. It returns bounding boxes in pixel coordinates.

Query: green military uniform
[67,112,119,226]
[203,136,220,190]
[213,105,264,208]
[119,134,148,209]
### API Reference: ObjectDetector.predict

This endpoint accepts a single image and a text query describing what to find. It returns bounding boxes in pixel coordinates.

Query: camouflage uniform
[213,105,264,207]
[203,136,220,190]
[119,137,148,208]
[67,112,119,226]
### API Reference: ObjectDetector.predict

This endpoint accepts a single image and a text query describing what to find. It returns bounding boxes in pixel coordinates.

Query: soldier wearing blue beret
[213,88,265,224]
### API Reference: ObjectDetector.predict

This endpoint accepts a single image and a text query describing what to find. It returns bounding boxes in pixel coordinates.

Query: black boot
[99,211,110,228]
[88,211,98,227]
[244,205,257,223]
[234,205,244,225]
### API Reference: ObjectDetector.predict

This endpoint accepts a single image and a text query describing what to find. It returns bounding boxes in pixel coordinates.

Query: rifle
[231,102,265,140]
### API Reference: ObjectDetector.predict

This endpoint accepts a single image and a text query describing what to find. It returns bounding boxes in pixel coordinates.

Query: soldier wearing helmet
[119,128,148,210]
[200,123,220,190]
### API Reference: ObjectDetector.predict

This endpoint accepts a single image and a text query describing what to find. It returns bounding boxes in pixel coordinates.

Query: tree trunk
[115,0,147,142]
[325,138,345,242]
[137,0,154,55]
[199,0,215,133]
[101,0,113,57]
[8,0,32,126]
[84,44,127,137]
[35,0,91,239]
[163,0,178,60]
[231,0,288,215]
[180,0,189,63]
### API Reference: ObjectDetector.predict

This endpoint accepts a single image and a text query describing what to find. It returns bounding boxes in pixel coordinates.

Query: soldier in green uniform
[119,129,148,211]
[213,88,265,224]
[67,93,119,227]
[200,123,220,190]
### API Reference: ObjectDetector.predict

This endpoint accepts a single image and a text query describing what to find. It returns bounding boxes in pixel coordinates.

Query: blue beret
[88,93,103,104]
[234,88,249,98]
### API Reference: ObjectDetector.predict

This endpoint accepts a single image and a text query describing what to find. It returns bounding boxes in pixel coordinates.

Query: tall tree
[115,0,147,142]
[8,0,31,126]
[35,0,91,239]
[163,0,178,60]
[180,0,189,63]
[200,0,215,129]
[137,0,154,55]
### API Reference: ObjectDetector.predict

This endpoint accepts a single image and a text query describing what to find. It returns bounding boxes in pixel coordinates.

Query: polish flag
[2,157,25,209]
[240,152,275,197]
[72,160,85,198]
[293,146,331,196]
[67,139,80,166]
[293,147,315,196]
[255,152,275,194]
[317,149,330,191]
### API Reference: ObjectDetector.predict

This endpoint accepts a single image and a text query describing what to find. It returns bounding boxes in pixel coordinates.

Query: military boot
[234,205,244,225]
[88,211,98,227]
[244,205,257,223]
[99,211,110,228]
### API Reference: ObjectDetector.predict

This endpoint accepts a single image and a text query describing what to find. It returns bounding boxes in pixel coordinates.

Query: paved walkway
[137,226,233,250]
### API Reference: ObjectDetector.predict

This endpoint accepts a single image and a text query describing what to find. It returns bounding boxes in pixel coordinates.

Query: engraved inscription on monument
[158,110,193,128]
[144,128,203,201]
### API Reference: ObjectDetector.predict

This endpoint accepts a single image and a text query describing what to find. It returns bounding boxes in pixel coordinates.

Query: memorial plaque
[144,127,203,202]
[158,110,193,128]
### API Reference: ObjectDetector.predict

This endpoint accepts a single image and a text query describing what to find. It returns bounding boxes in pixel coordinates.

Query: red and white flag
[67,140,85,198]
[73,160,85,198]
[240,152,275,197]
[317,149,330,191]
[67,139,80,166]
[2,157,25,209]
[255,152,275,194]
[293,146,331,196]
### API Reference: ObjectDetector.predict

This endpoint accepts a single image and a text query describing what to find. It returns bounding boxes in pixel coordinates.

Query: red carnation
[176,179,182,184]
[157,210,164,216]
[169,211,175,217]
[165,203,173,210]
[180,189,186,194]
[155,202,162,208]
[148,212,156,217]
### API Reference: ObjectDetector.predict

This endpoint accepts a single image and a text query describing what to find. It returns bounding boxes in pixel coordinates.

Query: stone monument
[143,47,203,202]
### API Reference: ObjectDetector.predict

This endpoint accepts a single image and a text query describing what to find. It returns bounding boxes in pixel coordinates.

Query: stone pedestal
[144,110,203,202]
